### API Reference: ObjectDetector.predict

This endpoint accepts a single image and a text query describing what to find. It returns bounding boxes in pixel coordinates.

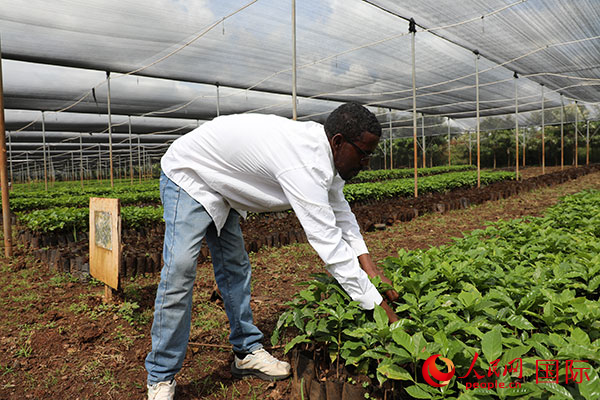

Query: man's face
[330,131,379,181]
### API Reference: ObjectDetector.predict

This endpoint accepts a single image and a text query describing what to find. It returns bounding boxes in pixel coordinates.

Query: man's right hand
[379,299,399,323]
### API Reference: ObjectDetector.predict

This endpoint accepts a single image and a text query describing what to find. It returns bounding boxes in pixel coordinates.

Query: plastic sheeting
[1,0,599,164]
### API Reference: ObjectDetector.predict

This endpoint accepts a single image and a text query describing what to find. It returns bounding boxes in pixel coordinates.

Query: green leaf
[377,360,414,381]
[538,383,574,399]
[506,314,535,330]
[392,329,413,354]
[283,334,310,354]
[499,345,531,371]
[578,362,600,400]
[571,327,591,346]
[373,303,389,330]
[405,384,434,399]
[481,326,503,363]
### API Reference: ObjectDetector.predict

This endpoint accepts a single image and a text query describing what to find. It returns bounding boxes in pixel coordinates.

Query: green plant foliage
[10,187,160,211]
[17,206,163,233]
[272,189,600,399]
[343,170,515,203]
[349,165,475,183]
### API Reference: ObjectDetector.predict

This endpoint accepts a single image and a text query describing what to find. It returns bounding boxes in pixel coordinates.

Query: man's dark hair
[324,102,382,141]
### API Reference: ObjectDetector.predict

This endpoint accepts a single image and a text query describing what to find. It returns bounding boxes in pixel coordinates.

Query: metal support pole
[421,115,426,169]
[574,101,578,167]
[514,74,520,180]
[410,18,418,197]
[383,136,387,170]
[541,85,545,174]
[522,128,526,168]
[291,0,298,120]
[79,133,84,189]
[216,83,221,117]
[389,117,393,170]
[475,51,481,188]
[468,131,472,165]
[71,151,75,181]
[26,152,30,183]
[128,116,134,184]
[98,144,102,181]
[106,71,114,188]
[7,131,12,184]
[0,40,13,256]
[586,120,590,165]
[42,111,48,190]
[49,151,54,184]
[560,95,564,170]
[387,109,392,170]
[137,136,142,183]
[447,117,451,167]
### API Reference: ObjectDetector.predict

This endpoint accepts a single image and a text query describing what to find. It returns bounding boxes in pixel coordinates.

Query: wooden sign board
[89,197,121,290]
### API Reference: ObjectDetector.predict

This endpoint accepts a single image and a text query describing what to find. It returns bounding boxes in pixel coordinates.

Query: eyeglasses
[343,136,373,162]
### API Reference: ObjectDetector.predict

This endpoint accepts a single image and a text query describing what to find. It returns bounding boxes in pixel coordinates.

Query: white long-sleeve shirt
[161,113,382,309]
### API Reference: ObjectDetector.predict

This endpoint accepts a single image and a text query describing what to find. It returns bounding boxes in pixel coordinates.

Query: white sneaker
[231,348,291,381]
[147,379,176,400]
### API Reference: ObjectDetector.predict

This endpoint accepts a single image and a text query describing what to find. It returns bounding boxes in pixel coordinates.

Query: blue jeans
[146,173,264,385]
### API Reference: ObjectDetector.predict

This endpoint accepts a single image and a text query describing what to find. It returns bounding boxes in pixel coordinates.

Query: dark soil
[0,166,599,400]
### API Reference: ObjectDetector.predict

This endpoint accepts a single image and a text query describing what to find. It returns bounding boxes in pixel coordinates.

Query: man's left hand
[358,253,399,302]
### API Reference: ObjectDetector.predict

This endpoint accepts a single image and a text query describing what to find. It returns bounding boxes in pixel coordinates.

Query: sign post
[89,197,121,302]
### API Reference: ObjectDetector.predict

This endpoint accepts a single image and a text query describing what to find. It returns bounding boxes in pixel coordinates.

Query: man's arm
[327,176,400,321]
[277,168,382,310]
[358,253,400,322]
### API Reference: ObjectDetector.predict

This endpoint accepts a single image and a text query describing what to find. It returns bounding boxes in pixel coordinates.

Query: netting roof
[1,0,600,162]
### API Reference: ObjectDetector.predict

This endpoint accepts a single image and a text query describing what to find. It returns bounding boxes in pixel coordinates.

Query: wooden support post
[0,40,13,256]
[104,285,114,303]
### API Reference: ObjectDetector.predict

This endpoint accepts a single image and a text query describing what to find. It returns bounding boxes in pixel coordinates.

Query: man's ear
[331,133,344,149]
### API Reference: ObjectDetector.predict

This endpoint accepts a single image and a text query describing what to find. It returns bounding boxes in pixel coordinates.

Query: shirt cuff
[347,239,368,257]
[352,284,383,310]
